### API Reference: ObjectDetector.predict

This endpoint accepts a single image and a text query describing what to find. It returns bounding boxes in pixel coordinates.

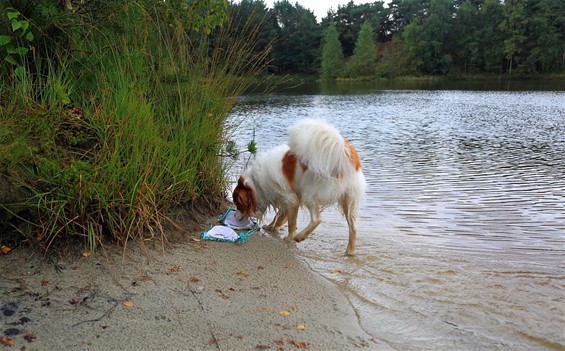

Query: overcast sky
[263,0,382,22]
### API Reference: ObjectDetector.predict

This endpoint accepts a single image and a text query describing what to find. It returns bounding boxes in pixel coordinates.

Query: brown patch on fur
[233,176,256,218]
[282,151,298,188]
[345,139,362,171]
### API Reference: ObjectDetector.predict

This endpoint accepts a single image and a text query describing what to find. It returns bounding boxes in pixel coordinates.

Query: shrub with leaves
[0,1,271,251]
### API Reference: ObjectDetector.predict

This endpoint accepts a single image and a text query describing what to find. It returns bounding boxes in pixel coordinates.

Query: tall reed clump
[0,2,271,251]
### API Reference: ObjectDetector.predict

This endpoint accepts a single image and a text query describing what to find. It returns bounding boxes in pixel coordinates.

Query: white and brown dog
[232,119,366,255]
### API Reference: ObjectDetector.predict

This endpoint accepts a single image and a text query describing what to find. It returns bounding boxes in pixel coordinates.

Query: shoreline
[0,231,391,350]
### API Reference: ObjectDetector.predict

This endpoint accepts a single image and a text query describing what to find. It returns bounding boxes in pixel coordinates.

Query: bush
[0,1,270,250]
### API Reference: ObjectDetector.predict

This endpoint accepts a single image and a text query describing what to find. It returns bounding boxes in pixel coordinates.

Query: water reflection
[228,87,565,350]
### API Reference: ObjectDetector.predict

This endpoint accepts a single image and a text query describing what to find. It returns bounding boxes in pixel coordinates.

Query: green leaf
[7,47,28,56]
[11,19,22,31]
[5,55,17,65]
[14,66,25,80]
[7,11,19,20]
[20,20,29,32]
[25,32,34,41]
[0,35,10,46]
[247,140,257,155]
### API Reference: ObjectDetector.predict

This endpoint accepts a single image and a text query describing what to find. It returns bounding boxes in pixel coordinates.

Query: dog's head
[232,176,256,220]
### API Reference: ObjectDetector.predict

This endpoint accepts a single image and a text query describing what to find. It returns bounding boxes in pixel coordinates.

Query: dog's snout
[234,210,244,220]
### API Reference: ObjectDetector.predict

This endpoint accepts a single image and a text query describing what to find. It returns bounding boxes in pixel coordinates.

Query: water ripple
[229,89,565,350]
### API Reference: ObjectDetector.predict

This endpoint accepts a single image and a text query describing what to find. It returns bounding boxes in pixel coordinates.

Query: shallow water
[227,83,565,351]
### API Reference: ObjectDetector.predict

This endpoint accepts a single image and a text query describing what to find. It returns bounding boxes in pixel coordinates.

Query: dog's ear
[243,187,256,218]
[234,176,256,218]
[237,176,246,187]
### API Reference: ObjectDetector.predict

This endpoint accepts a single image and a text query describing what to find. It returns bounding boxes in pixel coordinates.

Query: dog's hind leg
[340,196,358,256]
[284,203,299,242]
[294,204,322,243]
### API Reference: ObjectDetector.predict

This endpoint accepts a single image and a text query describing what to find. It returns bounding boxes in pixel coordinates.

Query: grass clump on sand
[0,1,270,252]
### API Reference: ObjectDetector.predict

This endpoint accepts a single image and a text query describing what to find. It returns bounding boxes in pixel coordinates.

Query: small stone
[4,328,21,336]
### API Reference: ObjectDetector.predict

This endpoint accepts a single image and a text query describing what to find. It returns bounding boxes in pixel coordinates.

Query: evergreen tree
[453,0,480,73]
[500,0,528,74]
[272,1,320,73]
[320,22,344,79]
[403,0,454,74]
[344,21,376,77]
[522,0,565,72]
[476,0,505,73]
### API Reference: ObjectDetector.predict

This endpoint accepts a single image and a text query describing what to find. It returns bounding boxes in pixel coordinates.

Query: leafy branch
[0,8,34,78]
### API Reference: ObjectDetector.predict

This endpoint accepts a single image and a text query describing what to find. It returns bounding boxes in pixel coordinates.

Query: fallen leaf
[289,304,297,310]
[0,336,14,345]
[296,324,305,331]
[1,245,12,255]
[236,269,249,278]
[329,269,343,274]
[279,310,291,316]
[234,335,244,341]
[190,237,201,242]
[215,289,229,300]
[69,297,81,305]
[170,266,180,273]
[284,264,294,269]
[255,345,270,349]
[290,340,307,349]
[190,277,200,283]
[23,332,36,342]
[122,300,134,308]
[40,280,49,287]
[82,251,91,257]
[257,265,265,270]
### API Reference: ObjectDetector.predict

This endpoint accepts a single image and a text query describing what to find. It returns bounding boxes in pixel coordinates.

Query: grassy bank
[0,2,269,252]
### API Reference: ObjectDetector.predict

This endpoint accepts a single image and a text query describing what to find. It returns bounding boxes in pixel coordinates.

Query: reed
[0,3,271,251]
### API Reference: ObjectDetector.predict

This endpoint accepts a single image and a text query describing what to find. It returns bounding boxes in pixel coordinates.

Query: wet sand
[0,231,390,350]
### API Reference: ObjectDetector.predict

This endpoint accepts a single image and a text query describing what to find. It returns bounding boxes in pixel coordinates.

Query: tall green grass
[0,3,271,251]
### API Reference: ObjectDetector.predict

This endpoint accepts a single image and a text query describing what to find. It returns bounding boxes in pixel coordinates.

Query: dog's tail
[287,119,361,179]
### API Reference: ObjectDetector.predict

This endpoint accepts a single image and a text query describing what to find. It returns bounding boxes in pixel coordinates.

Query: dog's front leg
[284,204,299,242]
[263,208,288,232]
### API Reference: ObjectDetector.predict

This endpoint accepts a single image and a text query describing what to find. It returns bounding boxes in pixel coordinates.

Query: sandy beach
[0,226,389,351]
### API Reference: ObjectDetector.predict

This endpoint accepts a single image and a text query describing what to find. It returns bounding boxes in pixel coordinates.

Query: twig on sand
[71,295,126,327]
[182,284,223,351]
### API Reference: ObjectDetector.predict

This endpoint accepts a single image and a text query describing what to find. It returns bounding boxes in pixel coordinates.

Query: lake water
[227,81,565,351]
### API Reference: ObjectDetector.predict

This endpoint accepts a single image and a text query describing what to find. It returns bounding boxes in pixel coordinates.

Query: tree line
[229,0,565,78]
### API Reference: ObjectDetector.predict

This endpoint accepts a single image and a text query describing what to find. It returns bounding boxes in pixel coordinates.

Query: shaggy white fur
[233,119,366,255]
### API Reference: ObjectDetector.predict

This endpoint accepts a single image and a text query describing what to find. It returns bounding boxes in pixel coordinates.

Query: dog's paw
[283,235,295,242]
[293,235,306,242]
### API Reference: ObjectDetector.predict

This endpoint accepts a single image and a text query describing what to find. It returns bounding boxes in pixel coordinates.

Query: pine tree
[344,21,376,78]
[500,0,528,74]
[320,22,343,80]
